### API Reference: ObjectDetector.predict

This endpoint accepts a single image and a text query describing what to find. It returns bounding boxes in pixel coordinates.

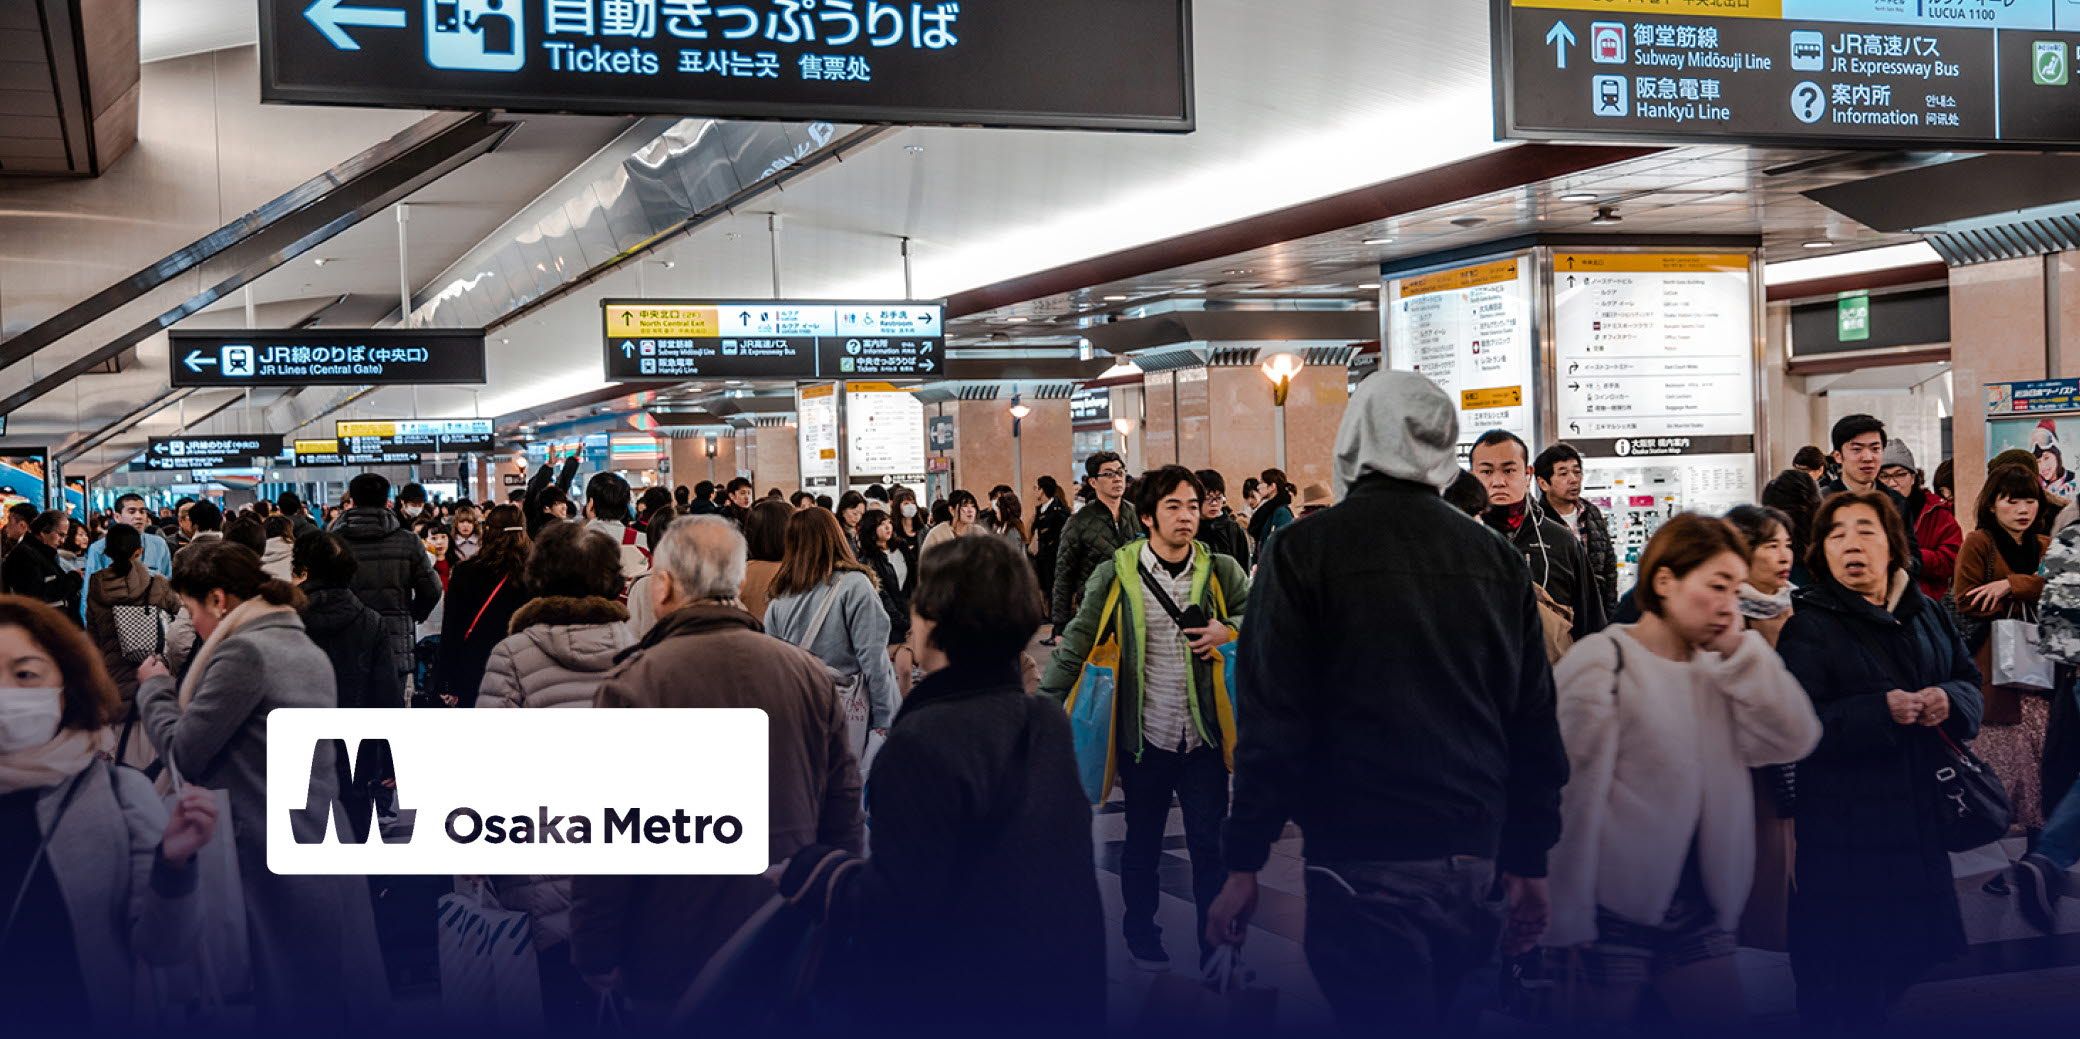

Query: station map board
[845,382,925,493]
[1496,0,2080,148]
[797,383,840,494]
[602,300,942,382]
[1385,256,1538,457]
[262,0,1193,132]
[1554,252,1758,590]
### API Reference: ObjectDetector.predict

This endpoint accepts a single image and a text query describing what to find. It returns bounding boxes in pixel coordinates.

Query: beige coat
[1543,627,1821,949]
[475,596,634,711]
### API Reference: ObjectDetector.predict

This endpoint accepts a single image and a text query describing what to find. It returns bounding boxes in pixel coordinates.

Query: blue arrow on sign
[182,349,218,374]
[305,0,407,50]
[1546,20,1576,69]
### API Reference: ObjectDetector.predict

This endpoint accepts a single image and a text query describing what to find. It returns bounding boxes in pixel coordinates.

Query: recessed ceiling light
[904,144,926,154]
[1222,269,1252,276]
[1802,239,1833,249]
[1363,237,1394,245]
[1358,283,1382,290]
[1559,192,1600,203]
[500,337,510,344]
[661,260,676,269]
[1006,316,1029,323]
[312,257,332,267]
[1104,294,1128,302]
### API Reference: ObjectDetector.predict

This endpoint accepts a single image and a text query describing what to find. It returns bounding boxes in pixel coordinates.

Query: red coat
[1914,493,1962,602]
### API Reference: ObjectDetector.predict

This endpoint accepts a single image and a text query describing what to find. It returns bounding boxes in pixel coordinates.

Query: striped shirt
[1138,544,1200,753]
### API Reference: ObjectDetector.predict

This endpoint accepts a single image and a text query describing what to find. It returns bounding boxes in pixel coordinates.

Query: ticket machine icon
[426,0,525,72]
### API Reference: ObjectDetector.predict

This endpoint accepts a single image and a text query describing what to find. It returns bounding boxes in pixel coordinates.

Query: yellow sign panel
[818,448,837,460]
[1398,259,1521,300]
[293,439,339,454]
[1554,252,1751,274]
[845,382,903,393]
[336,421,398,439]
[1511,0,1779,18]
[801,384,837,399]
[1462,386,1525,411]
[603,304,719,339]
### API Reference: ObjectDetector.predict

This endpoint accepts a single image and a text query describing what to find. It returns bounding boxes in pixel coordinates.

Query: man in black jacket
[1207,371,1568,1030]
[1193,469,1251,568]
[1533,443,1619,624]
[337,473,441,693]
[1473,430,1608,639]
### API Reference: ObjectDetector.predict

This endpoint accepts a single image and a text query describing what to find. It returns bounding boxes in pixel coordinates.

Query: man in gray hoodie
[1206,370,1569,1030]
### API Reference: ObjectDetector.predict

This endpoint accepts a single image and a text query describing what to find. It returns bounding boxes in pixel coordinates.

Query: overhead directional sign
[336,418,495,453]
[293,438,424,467]
[138,435,285,471]
[169,329,487,388]
[259,0,1194,132]
[1495,0,2080,148]
[602,299,942,382]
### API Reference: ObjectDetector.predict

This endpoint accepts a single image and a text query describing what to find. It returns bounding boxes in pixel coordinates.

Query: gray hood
[1333,370,1461,498]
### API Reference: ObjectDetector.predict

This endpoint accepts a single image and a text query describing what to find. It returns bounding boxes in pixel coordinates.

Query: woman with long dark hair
[1032,475,1071,597]
[1954,461,2054,830]
[739,498,793,621]
[137,541,389,1023]
[889,485,924,547]
[1247,468,1297,550]
[431,503,532,707]
[856,507,917,697]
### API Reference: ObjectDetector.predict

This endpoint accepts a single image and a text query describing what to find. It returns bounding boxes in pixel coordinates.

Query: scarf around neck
[1737,582,1795,621]
[1992,526,2044,579]
[0,726,111,795]
[1483,499,1529,534]
[178,597,298,709]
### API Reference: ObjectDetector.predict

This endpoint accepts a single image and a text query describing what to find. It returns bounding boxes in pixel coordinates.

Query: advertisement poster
[797,383,840,494]
[1386,256,1537,452]
[1988,413,2080,501]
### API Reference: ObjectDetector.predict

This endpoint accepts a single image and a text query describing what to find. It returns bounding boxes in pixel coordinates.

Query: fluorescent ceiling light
[1363,237,1394,245]
[1558,192,1599,203]
[1100,359,1144,379]
[1763,241,1942,286]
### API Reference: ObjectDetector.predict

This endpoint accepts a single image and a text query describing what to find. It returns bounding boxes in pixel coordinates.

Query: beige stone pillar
[1951,258,2049,516]
[753,423,800,494]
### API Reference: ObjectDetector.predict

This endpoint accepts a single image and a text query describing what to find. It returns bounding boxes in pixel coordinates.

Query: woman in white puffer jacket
[1542,514,1821,1026]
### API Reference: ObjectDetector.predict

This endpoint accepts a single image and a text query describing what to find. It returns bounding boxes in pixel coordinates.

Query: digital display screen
[139,435,287,471]
[1497,0,2080,148]
[601,299,943,381]
[261,0,1193,132]
[169,329,488,388]
[336,419,495,453]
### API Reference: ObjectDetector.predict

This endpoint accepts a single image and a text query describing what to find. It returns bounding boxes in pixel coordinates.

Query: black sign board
[336,419,495,453]
[1070,387,1111,425]
[1790,286,1950,357]
[260,0,1192,133]
[293,438,425,467]
[138,435,285,471]
[602,299,942,382]
[1495,0,2080,149]
[169,329,487,388]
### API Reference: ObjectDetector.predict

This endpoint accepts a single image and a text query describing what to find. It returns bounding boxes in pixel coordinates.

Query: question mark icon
[1790,80,1826,123]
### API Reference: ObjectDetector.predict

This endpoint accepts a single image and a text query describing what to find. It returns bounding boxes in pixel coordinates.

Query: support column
[754,422,800,494]
[1952,257,2050,514]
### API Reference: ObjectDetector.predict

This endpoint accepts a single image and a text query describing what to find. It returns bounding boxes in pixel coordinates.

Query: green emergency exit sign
[1838,293,1870,343]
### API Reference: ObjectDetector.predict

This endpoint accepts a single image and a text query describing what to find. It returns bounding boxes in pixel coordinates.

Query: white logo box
[266,708,769,876]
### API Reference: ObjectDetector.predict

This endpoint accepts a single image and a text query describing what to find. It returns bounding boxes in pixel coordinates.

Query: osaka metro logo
[288,739,417,845]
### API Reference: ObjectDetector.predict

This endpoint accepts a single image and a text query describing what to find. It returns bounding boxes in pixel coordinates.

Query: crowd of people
[8,374,2080,1032]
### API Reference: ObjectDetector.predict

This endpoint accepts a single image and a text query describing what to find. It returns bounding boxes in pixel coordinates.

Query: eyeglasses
[1096,468,1127,479]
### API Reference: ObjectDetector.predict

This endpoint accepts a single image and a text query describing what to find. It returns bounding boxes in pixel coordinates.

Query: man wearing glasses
[1050,452,1138,640]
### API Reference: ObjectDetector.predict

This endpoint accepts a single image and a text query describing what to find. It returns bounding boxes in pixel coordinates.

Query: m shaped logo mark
[288,739,417,844]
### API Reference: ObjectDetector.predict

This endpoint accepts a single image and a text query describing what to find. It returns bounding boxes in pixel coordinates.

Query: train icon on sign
[1592,75,1629,117]
[1591,22,1625,63]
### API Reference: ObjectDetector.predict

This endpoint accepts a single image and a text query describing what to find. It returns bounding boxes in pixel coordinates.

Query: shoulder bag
[788,579,871,766]
[112,601,171,664]
[1846,611,2011,852]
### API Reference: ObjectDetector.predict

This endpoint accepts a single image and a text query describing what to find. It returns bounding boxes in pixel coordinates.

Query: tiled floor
[1093,798,2080,1031]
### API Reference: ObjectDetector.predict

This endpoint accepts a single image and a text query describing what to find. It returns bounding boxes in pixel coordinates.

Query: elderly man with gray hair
[570,515,865,1020]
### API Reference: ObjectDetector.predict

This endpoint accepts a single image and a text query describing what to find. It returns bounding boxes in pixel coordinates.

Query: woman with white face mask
[0,595,215,1029]
[135,541,389,1024]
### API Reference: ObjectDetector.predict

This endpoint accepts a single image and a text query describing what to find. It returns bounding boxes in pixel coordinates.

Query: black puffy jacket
[333,507,440,677]
[300,584,403,710]
[1047,500,1137,628]
[2,538,81,622]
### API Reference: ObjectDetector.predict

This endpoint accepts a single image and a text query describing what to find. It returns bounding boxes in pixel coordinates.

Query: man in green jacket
[1049,451,1139,637]
[1041,465,1249,972]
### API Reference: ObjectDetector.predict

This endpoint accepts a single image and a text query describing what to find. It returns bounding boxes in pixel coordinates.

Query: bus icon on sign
[1591,23,1625,63]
